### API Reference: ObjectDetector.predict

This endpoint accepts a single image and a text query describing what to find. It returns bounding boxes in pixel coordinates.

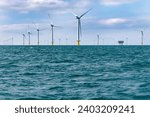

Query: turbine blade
[32,22,38,29]
[54,25,62,28]
[51,21,54,25]
[29,32,33,35]
[80,8,92,18]
[39,28,48,31]
[26,24,30,34]
[48,13,54,25]
[97,34,100,39]
[48,13,51,19]
[71,11,78,17]
[23,34,26,39]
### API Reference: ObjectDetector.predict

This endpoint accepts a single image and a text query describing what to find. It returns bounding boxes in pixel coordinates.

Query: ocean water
[0,46,150,100]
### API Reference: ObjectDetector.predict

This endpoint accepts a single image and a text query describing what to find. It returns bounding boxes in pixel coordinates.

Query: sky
[0,0,150,45]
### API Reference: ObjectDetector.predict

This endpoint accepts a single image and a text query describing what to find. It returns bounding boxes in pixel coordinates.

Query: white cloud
[98,18,128,25]
[0,24,29,32]
[100,0,137,6]
[0,0,68,12]
[74,0,91,9]
[53,0,92,15]
[0,0,92,15]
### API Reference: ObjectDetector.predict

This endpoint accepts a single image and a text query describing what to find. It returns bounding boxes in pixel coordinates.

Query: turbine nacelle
[28,32,31,35]
[76,16,80,19]
[23,34,26,37]
[51,24,54,27]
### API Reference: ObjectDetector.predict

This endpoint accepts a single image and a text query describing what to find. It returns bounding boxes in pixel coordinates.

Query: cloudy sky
[0,0,150,45]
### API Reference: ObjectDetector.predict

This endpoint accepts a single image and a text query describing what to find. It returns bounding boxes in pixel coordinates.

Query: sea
[0,46,150,100]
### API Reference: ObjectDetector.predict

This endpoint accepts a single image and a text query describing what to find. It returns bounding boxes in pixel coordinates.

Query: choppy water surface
[0,46,150,100]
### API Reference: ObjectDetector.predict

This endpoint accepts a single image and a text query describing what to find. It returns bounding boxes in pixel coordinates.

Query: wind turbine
[97,34,100,45]
[51,24,55,45]
[141,31,144,45]
[66,38,68,45]
[33,22,47,45]
[27,25,31,45]
[28,32,31,45]
[50,23,61,46]
[72,9,92,46]
[48,15,60,46]
[12,37,14,45]
[22,34,26,45]
[59,38,61,45]
[126,37,128,45]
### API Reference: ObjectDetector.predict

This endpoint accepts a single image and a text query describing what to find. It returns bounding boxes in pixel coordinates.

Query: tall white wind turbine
[51,24,55,46]
[72,9,92,46]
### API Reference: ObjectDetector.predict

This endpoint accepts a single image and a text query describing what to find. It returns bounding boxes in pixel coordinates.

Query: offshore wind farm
[0,7,149,45]
[0,0,150,100]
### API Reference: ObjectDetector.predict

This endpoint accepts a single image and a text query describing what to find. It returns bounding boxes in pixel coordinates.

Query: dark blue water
[0,46,150,100]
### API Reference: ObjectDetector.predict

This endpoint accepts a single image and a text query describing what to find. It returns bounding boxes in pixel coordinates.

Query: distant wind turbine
[126,37,128,45]
[66,38,68,45]
[59,38,61,45]
[22,34,26,45]
[97,34,100,45]
[141,31,144,45]
[27,25,31,45]
[28,32,31,45]
[50,24,57,46]
[48,14,61,46]
[72,9,92,46]
[33,22,47,45]
[12,37,14,45]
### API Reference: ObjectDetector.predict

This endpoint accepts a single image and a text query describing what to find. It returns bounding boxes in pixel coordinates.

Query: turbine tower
[51,24,55,45]
[97,34,100,45]
[28,32,31,45]
[59,38,61,45]
[72,9,92,46]
[126,37,128,45]
[66,38,68,45]
[22,34,26,45]
[141,31,144,45]
[10,37,14,45]
[27,25,31,45]
[36,28,40,45]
